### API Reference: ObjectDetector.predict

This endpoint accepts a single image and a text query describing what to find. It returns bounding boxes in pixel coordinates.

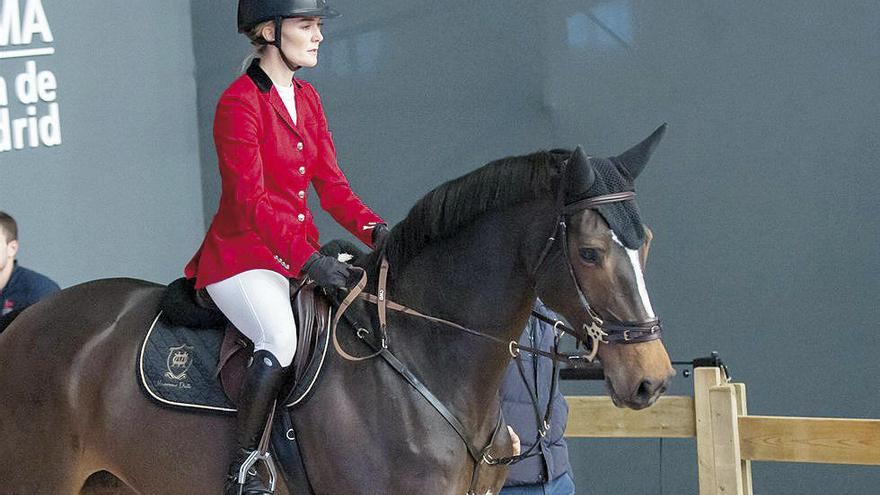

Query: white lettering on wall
[0,0,52,46]
[0,0,61,154]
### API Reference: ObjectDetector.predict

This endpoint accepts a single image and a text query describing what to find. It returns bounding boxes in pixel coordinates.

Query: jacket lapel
[247,58,303,139]
[268,90,302,138]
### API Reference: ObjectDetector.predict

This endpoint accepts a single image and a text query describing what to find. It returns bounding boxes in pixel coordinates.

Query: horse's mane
[367,150,568,274]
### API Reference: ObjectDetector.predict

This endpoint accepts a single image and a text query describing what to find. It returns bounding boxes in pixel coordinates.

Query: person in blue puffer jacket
[500,299,576,495]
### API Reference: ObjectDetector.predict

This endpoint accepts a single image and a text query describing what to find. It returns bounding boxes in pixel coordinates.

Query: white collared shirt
[275,83,297,125]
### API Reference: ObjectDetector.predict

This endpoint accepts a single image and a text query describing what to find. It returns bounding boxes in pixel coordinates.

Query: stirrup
[234,449,278,494]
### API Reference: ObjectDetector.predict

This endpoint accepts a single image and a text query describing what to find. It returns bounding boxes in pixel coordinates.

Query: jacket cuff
[300,252,321,276]
[359,217,386,247]
[370,223,389,244]
[286,241,318,277]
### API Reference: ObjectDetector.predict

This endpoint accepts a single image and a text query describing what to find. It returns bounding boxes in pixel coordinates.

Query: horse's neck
[385,205,551,431]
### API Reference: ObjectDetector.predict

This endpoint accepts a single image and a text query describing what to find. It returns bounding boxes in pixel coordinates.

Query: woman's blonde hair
[240,19,274,72]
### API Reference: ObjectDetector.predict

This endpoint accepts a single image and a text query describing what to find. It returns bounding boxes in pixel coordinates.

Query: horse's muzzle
[608,370,674,410]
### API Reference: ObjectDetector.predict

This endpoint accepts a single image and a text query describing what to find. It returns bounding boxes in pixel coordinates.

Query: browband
[563,191,636,214]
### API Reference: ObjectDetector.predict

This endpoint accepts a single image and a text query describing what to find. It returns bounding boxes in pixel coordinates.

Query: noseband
[530,162,663,361]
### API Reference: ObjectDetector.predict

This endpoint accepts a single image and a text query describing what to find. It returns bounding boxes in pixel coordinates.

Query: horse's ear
[616,123,667,179]
[565,145,596,198]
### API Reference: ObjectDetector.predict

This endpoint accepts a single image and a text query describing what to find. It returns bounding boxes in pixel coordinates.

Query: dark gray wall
[1,0,204,287]
[191,1,879,493]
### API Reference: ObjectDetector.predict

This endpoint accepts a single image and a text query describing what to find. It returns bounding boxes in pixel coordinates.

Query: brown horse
[0,127,674,494]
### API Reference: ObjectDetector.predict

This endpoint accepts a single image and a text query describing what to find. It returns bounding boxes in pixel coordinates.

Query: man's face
[0,230,18,273]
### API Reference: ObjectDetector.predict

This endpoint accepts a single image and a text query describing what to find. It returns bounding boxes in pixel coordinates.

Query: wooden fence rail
[563,366,880,495]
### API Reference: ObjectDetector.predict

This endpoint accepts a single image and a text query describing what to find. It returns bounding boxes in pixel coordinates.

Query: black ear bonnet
[564,124,667,250]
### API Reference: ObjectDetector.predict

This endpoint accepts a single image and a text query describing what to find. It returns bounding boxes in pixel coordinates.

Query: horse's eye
[579,247,602,265]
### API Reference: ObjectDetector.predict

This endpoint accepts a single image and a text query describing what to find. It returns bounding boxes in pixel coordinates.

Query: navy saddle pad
[138,312,237,412]
[138,308,334,413]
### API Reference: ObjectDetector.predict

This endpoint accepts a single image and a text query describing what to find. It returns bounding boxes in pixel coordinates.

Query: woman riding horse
[183,1,388,492]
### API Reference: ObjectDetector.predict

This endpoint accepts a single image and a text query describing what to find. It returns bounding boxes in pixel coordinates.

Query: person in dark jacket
[0,211,59,332]
[500,300,576,494]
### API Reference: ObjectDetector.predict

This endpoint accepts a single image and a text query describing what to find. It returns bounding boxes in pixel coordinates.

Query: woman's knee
[259,330,297,367]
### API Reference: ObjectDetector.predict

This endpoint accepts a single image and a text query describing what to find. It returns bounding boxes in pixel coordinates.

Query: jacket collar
[247,58,303,137]
[246,58,302,93]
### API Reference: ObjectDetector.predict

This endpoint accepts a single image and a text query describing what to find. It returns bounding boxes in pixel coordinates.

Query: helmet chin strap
[272,16,301,73]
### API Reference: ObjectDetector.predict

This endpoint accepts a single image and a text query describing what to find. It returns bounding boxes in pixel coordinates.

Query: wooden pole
[709,384,744,495]
[694,367,723,495]
[732,383,753,495]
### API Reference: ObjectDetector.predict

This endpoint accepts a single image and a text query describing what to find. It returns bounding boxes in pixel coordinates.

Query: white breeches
[206,269,297,367]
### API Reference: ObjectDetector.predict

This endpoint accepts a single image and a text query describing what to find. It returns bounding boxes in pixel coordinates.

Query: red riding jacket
[185,59,384,289]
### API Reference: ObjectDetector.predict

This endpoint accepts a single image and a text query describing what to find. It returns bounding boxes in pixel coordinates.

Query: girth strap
[270,410,316,495]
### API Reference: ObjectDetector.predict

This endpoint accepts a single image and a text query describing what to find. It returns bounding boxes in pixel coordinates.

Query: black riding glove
[371,224,390,245]
[302,253,352,292]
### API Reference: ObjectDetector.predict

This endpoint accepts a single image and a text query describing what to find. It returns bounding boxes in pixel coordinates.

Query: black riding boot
[224,350,287,495]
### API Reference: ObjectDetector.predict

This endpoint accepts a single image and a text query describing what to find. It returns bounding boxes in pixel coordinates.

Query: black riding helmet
[238,0,340,32]
[238,0,340,70]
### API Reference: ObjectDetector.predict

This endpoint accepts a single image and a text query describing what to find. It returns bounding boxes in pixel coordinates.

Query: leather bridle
[530,160,662,361]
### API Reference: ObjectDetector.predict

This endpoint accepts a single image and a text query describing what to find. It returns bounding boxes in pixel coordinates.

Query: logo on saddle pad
[165,344,195,381]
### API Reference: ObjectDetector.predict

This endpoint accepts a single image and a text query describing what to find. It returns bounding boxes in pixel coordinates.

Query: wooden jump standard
[563,365,880,495]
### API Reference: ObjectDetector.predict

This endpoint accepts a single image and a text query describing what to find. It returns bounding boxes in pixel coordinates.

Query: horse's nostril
[637,379,655,398]
[636,378,669,400]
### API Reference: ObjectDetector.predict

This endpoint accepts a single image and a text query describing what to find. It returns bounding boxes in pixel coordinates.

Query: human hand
[371,224,390,245]
[507,425,521,456]
[302,253,352,292]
